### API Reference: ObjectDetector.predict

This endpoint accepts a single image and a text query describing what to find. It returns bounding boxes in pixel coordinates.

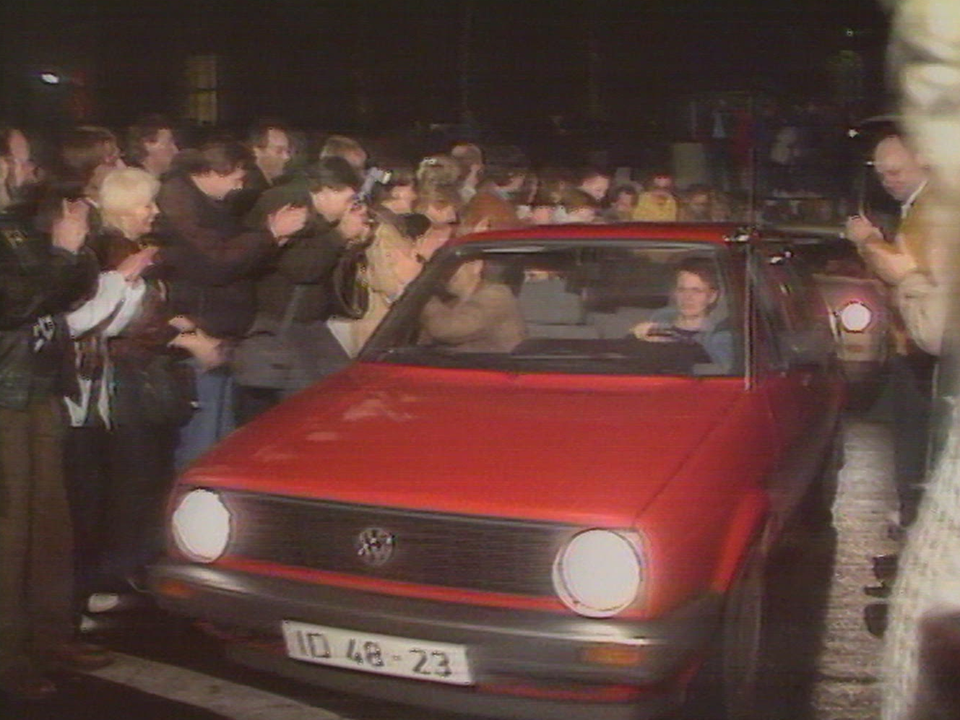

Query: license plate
[281,620,473,685]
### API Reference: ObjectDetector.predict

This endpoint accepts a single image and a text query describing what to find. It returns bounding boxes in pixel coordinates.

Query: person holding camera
[233,156,362,424]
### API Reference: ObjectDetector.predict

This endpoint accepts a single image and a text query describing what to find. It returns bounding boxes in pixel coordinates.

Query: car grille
[222,491,576,597]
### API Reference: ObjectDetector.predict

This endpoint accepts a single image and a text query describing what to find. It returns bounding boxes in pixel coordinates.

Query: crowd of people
[0,115,747,701]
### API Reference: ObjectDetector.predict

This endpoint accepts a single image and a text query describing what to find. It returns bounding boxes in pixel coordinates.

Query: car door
[751,246,841,532]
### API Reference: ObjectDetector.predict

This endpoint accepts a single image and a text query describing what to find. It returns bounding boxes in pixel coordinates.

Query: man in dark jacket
[230,119,293,218]
[233,157,360,424]
[155,139,306,467]
[0,200,105,700]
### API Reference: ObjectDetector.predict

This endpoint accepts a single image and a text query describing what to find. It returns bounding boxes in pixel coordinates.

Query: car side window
[756,254,834,369]
[753,267,790,370]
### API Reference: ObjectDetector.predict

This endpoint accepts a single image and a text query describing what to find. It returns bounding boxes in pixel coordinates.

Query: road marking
[86,652,343,720]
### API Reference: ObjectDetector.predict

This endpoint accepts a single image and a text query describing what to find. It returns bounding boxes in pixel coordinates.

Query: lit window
[185,54,218,125]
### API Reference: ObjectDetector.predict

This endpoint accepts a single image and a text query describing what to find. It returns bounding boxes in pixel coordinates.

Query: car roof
[449,222,743,248]
[759,223,847,243]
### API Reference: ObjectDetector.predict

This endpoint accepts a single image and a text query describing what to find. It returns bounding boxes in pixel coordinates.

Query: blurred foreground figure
[881,1,960,718]
[0,197,107,700]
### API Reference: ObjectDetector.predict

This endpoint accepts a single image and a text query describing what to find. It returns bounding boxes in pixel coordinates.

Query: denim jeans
[175,364,235,472]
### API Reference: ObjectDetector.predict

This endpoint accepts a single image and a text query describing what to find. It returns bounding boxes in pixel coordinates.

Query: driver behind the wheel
[631,257,734,371]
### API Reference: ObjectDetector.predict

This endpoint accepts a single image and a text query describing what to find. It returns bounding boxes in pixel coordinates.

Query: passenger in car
[631,257,734,371]
[419,259,526,352]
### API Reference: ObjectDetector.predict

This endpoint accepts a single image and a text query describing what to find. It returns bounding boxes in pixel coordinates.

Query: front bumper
[150,561,721,720]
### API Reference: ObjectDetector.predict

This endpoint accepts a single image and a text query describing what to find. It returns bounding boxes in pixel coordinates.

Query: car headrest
[518,276,585,324]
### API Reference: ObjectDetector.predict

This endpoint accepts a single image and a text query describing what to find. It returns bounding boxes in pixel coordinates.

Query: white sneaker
[86,593,123,614]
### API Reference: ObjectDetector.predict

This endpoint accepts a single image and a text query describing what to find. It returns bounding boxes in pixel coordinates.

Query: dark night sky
[1,0,892,139]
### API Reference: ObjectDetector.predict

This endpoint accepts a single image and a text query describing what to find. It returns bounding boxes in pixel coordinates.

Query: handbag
[110,352,197,428]
[232,286,307,390]
[138,354,198,426]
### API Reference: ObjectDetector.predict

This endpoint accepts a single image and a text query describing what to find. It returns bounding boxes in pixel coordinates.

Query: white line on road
[85,652,344,720]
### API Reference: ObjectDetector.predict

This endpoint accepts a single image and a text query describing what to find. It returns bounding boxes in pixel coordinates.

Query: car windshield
[362,240,743,377]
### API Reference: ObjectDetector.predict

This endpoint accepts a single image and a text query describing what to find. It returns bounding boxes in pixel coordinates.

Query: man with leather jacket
[0,198,105,700]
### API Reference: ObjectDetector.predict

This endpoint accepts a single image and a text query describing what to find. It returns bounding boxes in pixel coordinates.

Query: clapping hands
[51,200,90,254]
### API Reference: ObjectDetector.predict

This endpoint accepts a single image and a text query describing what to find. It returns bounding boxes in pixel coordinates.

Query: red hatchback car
[151,224,844,720]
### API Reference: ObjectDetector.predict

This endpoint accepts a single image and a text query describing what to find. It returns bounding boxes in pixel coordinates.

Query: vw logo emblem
[355,527,396,568]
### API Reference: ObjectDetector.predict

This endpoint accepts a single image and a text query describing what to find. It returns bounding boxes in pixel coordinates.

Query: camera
[356,167,392,204]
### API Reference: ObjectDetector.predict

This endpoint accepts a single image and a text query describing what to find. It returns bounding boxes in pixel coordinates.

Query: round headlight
[839,301,872,333]
[171,489,231,563]
[552,530,642,618]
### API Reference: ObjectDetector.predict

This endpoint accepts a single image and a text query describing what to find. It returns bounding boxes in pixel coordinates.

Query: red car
[151,223,844,720]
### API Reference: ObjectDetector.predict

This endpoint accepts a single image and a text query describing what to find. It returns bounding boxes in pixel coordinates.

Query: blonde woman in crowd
[416,153,461,193]
[65,167,221,611]
[413,183,462,261]
[328,206,422,357]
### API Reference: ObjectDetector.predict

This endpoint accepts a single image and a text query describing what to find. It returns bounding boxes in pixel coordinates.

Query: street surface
[1,410,900,720]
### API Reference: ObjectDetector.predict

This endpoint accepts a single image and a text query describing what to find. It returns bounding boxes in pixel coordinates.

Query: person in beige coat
[880,1,960,718]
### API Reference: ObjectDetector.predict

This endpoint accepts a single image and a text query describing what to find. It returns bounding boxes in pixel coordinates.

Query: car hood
[188,364,743,526]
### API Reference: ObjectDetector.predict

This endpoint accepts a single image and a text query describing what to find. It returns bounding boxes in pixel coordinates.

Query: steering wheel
[646,326,697,343]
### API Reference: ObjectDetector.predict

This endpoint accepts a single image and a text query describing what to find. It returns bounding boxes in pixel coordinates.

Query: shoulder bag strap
[278,285,308,337]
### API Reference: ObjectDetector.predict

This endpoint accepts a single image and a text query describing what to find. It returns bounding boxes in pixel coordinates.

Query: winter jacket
[156,175,278,339]
[0,218,97,409]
